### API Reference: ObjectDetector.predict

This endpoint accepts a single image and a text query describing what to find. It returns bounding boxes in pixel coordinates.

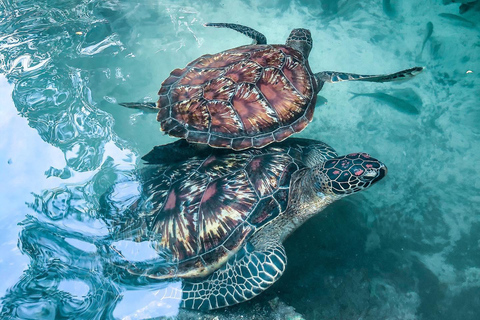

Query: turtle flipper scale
[181,241,286,310]
[205,23,267,45]
[316,66,424,83]
[119,102,158,112]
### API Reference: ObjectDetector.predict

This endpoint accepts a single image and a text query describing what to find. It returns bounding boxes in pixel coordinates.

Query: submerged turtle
[108,138,387,310]
[121,23,423,150]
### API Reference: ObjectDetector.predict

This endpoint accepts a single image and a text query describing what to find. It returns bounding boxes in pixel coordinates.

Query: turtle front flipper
[316,66,424,84]
[119,102,158,112]
[204,23,267,45]
[181,241,286,310]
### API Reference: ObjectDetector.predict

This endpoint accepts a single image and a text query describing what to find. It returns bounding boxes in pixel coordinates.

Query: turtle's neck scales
[251,168,340,247]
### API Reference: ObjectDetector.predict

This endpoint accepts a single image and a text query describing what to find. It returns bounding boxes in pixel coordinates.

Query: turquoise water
[1,0,479,319]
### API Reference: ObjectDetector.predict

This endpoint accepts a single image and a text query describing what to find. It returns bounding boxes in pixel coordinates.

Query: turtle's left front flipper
[119,102,158,113]
[204,23,268,45]
[181,241,287,310]
[317,66,424,83]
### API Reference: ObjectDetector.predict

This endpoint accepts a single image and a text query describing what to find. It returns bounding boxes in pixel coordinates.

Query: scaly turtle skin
[121,23,423,150]
[107,138,387,310]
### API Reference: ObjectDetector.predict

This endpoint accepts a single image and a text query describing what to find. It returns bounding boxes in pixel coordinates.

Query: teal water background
[0,0,479,319]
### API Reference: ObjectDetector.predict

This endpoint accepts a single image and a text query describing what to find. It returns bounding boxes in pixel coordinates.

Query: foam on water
[0,0,479,319]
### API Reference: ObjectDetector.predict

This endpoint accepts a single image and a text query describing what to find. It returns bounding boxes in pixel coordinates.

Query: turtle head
[312,153,387,198]
[286,28,312,58]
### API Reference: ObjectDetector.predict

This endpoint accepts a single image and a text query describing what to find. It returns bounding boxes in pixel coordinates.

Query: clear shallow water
[0,0,479,319]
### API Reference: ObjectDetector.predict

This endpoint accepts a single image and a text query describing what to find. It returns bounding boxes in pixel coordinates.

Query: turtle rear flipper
[316,66,424,83]
[141,140,215,165]
[205,23,267,45]
[181,241,286,310]
[119,102,158,112]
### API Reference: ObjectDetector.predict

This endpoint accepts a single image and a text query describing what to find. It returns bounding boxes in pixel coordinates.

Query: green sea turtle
[121,23,423,150]
[108,138,387,310]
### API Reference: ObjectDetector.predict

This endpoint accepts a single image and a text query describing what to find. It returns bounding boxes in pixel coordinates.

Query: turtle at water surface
[107,138,387,310]
[121,23,423,150]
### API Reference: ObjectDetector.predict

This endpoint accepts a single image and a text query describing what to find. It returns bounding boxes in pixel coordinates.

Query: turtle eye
[351,166,365,177]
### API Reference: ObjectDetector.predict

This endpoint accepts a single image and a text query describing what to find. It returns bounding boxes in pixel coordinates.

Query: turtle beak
[363,162,387,184]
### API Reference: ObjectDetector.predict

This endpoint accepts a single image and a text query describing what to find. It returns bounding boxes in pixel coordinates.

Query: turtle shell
[156,44,318,150]
[116,139,336,280]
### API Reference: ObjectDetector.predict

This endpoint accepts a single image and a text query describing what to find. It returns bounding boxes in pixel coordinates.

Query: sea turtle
[107,137,387,310]
[121,23,423,150]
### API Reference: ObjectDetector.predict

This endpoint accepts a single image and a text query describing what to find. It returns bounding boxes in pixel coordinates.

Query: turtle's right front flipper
[119,102,158,113]
[316,66,424,83]
[181,241,286,310]
[205,23,267,45]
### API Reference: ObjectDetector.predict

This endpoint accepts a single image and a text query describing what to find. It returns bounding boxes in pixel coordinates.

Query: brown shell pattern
[131,141,324,279]
[157,44,317,150]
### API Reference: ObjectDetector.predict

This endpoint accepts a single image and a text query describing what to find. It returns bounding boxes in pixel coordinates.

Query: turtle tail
[119,102,158,113]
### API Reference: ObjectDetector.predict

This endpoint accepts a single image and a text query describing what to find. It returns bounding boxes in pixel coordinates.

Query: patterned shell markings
[157,45,317,150]
[138,144,304,279]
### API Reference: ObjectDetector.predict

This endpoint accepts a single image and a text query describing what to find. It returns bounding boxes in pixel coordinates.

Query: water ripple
[0,216,119,320]
[0,0,124,173]
[0,0,210,319]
